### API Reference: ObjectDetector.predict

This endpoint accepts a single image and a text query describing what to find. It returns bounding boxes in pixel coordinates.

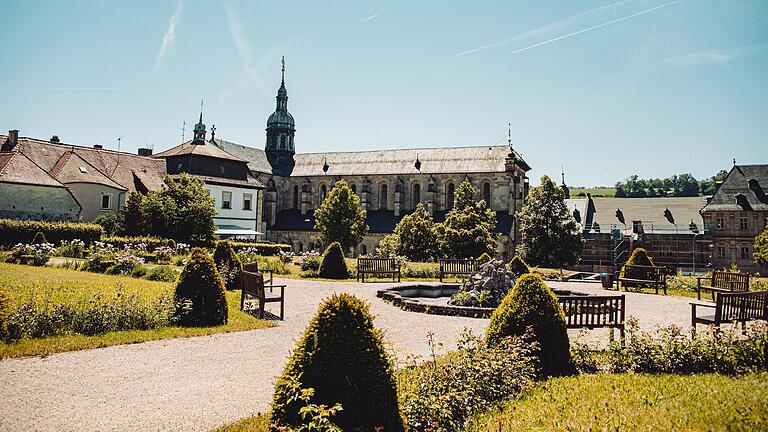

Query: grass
[214,414,270,432]
[569,187,616,198]
[0,263,274,359]
[467,373,768,431]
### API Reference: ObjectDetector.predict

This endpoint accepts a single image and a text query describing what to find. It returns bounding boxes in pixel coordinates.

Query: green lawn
[569,187,616,197]
[0,263,274,359]
[468,373,768,431]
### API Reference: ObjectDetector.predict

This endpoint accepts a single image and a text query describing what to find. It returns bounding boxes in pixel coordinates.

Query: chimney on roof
[93,144,103,149]
[2,130,19,152]
[138,148,153,156]
[50,135,60,143]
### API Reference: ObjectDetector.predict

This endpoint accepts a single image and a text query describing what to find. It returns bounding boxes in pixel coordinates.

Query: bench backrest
[439,259,478,274]
[559,295,625,328]
[710,271,750,291]
[358,258,397,272]
[623,264,666,282]
[243,262,261,273]
[716,290,768,323]
[241,270,265,300]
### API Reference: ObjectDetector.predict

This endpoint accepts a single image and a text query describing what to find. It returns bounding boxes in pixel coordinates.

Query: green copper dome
[267,81,294,128]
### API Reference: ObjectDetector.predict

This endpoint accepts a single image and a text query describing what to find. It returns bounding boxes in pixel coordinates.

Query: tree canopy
[313,180,368,251]
[439,180,497,259]
[393,203,440,261]
[614,170,728,198]
[517,175,583,268]
[754,228,768,268]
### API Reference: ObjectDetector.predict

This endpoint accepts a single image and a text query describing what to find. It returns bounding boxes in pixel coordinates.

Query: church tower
[265,56,296,176]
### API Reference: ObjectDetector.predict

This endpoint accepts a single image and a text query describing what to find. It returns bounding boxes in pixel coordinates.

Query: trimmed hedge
[508,255,530,277]
[478,252,492,264]
[32,232,48,244]
[174,248,228,326]
[228,241,292,256]
[318,242,348,279]
[272,293,403,431]
[102,236,176,249]
[620,247,655,281]
[213,241,243,291]
[486,273,572,376]
[0,218,103,246]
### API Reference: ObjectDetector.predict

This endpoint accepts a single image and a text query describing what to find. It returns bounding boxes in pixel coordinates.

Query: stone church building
[201,64,532,258]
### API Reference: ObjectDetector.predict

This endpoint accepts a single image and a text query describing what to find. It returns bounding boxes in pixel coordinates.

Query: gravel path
[0,279,693,432]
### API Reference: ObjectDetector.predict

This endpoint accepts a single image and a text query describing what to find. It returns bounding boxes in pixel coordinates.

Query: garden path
[0,279,692,432]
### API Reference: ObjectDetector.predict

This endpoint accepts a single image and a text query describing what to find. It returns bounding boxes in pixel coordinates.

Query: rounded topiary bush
[508,255,530,277]
[477,252,492,264]
[32,231,47,244]
[174,248,228,326]
[272,293,403,431]
[212,240,243,291]
[486,273,572,376]
[621,247,655,280]
[318,242,348,279]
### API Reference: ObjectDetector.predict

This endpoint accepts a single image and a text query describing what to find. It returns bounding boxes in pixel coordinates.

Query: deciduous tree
[313,180,368,252]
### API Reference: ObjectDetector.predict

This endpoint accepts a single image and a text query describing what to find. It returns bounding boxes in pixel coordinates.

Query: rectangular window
[221,191,232,209]
[219,165,225,175]
[101,194,112,210]
[716,217,725,230]
[243,193,252,211]
[740,246,750,260]
[716,246,726,258]
[739,217,748,230]
[660,245,672,257]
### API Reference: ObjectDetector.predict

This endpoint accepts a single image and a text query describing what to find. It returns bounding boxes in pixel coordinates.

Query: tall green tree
[517,175,583,268]
[314,180,368,252]
[162,174,217,245]
[439,180,497,259]
[121,191,146,236]
[754,228,768,268]
[394,203,440,261]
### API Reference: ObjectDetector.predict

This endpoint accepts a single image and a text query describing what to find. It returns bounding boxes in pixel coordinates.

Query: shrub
[298,251,322,272]
[477,252,492,264]
[93,211,124,237]
[272,293,403,431]
[0,218,103,246]
[486,273,572,376]
[318,242,348,279]
[145,265,178,282]
[228,242,292,256]
[401,330,539,431]
[174,248,228,326]
[571,319,768,375]
[32,232,48,244]
[5,243,55,266]
[105,253,145,276]
[213,241,243,291]
[56,239,86,258]
[508,255,530,277]
[102,236,176,250]
[620,247,655,281]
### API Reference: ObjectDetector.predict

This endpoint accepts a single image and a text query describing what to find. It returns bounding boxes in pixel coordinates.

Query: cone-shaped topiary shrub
[174,248,228,326]
[486,273,572,376]
[318,242,348,279]
[212,240,243,291]
[620,247,655,281]
[508,255,530,277]
[32,231,47,244]
[272,293,404,431]
[477,252,492,264]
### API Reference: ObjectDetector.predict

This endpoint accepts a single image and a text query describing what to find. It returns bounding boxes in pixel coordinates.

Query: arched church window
[320,184,327,202]
[351,184,357,194]
[298,242,304,252]
[412,183,421,208]
[446,182,455,209]
[482,181,491,206]
[379,184,388,210]
[293,185,299,209]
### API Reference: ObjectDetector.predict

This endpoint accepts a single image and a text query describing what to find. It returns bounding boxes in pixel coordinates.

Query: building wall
[703,210,768,273]
[204,183,261,237]
[66,183,125,222]
[0,183,81,221]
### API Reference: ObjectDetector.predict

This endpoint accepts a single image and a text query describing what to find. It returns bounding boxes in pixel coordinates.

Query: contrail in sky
[449,0,636,58]
[509,0,684,55]
[363,7,389,22]
[155,0,184,70]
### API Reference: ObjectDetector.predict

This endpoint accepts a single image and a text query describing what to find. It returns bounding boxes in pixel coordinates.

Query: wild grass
[467,373,768,431]
[0,263,273,359]
[569,187,616,197]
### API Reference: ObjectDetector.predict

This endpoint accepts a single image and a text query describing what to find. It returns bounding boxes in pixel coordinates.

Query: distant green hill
[569,187,615,198]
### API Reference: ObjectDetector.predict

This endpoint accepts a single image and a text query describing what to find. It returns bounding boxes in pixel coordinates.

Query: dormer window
[177,163,183,171]
[219,165,225,174]
[79,166,87,173]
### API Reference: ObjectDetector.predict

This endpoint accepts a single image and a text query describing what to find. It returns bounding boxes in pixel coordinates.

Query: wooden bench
[614,264,668,295]
[696,271,750,301]
[691,290,768,334]
[439,259,478,282]
[559,295,626,342]
[243,261,274,286]
[240,269,285,320]
[357,258,400,282]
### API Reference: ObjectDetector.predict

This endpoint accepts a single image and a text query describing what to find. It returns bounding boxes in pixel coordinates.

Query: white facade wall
[66,183,126,222]
[204,182,260,235]
[0,183,81,221]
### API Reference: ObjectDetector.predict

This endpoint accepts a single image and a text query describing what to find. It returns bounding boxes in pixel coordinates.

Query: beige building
[700,164,768,273]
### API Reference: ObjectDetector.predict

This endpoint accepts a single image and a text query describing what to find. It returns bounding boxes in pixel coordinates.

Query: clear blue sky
[1,0,766,186]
